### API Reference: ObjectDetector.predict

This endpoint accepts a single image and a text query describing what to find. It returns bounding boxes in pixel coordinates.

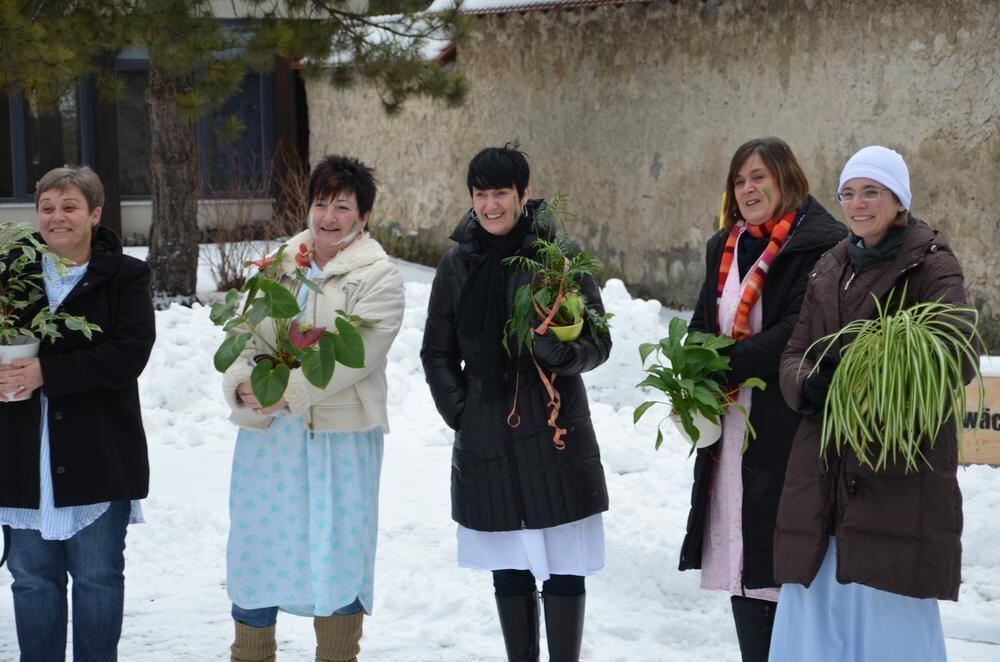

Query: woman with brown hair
[678,137,846,661]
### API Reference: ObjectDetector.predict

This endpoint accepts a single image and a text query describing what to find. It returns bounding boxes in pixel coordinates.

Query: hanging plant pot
[669,411,722,449]
[0,335,41,402]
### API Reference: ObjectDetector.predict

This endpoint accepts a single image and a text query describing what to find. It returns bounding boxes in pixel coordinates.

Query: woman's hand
[0,358,44,402]
[236,381,288,416]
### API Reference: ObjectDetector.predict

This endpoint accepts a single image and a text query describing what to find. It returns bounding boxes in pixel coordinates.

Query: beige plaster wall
[306,0,1000,342]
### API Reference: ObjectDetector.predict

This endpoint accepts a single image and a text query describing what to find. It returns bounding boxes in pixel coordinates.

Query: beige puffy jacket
[223,230,405,433]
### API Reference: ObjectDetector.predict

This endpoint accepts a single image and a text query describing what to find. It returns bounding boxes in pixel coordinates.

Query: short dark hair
[35,166,105,212]
[466,145,530,198]
[723,137,810,230]
[307,155,378,217]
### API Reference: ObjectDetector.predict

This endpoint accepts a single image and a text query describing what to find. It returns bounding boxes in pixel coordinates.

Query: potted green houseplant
[0,222,101,401]
[210,242,371,408]
[634,316,765,452]
[501,193,612,355]
[803,287,986,472]
[496,193,612,450]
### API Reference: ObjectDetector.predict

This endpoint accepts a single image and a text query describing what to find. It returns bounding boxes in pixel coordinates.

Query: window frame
[1,53,274,204]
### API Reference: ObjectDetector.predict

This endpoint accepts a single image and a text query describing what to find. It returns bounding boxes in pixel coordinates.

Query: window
[116,69,152,197]
[1,87,81,201]
[2,62,274,203]
[0,91,12,198]
[201,72,271,196]
[23,88,80,190]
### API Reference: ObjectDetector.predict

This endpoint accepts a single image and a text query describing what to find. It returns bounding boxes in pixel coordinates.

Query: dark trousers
[730,595,776,662]
[492,569,585,597]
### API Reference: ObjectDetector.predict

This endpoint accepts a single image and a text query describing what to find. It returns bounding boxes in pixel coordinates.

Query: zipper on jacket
[843,270,857,291]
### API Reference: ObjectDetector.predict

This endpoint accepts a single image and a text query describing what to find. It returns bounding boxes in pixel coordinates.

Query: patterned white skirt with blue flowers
[227,415,383,617]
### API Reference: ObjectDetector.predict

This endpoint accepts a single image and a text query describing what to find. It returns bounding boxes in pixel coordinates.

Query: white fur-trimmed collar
[280,230,388,277]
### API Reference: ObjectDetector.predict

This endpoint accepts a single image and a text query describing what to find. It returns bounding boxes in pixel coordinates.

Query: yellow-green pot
[549,319,583,342]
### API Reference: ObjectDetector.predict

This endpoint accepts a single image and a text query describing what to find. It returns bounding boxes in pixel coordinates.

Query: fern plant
[501,193,611,355]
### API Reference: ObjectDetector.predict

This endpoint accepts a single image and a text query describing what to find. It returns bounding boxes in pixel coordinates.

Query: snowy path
[1,254,998,661]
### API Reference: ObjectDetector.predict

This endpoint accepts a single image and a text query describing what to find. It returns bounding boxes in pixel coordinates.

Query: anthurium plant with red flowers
[209,242,369,408]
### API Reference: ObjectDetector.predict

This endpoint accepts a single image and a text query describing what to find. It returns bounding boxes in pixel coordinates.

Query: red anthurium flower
[295,243,311,268]
[247,254,275,270]
[288,319,326,349]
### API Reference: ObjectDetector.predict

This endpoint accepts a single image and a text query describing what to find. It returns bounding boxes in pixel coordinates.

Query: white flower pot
[0,336,41,402]
[670,411,722,449]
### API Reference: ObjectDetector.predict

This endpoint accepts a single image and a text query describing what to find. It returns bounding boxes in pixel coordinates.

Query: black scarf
[457,210,532,399]
[846,217,914,273]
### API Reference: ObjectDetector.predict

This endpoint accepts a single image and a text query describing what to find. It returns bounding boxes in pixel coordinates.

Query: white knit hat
[838,146,912,210]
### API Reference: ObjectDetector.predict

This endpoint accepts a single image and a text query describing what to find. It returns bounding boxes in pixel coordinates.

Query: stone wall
[306,0,1000,345]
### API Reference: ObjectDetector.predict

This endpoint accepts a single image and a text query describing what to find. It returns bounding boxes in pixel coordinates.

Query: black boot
[542,592,585,662]
[495,591,540,662]
[730,595,776,662]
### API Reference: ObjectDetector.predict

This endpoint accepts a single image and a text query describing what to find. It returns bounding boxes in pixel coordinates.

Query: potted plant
[495,193,612,449]
[634,316,765,452]
[803,287,986,472]
[0,223,102,401]
[501,193,612,355]
[210,242,371,408]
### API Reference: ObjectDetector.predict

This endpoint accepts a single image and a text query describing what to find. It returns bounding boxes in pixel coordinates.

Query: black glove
[531,331,574,371]
[801,354,838,414]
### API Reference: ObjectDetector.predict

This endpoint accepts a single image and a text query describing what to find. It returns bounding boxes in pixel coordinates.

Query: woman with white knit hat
[767,145,975,661]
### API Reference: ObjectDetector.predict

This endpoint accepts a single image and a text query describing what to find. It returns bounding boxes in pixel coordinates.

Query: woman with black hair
[421,146,611,662]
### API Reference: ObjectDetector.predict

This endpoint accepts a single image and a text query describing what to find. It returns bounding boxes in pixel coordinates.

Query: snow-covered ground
[1,246,998,661]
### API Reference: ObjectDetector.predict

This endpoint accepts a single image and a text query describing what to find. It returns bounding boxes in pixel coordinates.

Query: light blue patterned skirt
[769,537,946,662]
[227,416,384,617]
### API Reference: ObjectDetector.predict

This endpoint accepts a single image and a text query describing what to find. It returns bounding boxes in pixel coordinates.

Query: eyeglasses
[837,187,890,204]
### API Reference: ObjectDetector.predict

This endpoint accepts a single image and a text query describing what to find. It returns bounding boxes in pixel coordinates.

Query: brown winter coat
[774,216,973,601]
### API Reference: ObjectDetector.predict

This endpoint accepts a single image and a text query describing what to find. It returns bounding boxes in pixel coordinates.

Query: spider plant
[635,316,765,453]
[501,193,611,355]
[803,285,986,473]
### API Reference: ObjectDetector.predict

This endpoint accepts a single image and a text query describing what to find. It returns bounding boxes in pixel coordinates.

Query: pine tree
[0,0,468,305]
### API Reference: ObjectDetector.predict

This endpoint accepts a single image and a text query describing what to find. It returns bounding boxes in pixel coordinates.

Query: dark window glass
[0,92,12,198]
[22,87,80,191]
[203,73,265,195]
[116,70,152,196]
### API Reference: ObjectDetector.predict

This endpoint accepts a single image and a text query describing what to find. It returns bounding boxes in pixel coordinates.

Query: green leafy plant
[501,193,612,355]
[803,286,986,472]
[634,317,765,452]
[210,242,371,408]
[0,222,101,345]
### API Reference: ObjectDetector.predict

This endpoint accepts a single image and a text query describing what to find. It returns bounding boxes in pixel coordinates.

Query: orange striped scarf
[716,210,797,340]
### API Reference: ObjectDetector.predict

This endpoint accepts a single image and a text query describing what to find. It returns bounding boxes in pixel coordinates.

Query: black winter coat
[678,196,847,589]
[0,226,155,508]
[420,201,611,532]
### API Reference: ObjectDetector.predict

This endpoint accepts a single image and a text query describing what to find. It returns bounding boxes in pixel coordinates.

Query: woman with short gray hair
[0,165,155,660]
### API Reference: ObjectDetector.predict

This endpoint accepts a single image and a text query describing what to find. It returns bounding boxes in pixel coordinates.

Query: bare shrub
[269,142,310,241]
[201,154,272,292]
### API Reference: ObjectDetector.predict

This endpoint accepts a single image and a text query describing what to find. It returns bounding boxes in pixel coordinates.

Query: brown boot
[314,612,364,662]
[231,622,277,662]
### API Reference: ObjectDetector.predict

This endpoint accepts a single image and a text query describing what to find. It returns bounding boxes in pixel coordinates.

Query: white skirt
[457,513,605,581]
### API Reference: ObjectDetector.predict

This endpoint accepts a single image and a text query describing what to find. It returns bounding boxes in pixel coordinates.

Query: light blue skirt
[769,538,946,662]
[227,416,384,617]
